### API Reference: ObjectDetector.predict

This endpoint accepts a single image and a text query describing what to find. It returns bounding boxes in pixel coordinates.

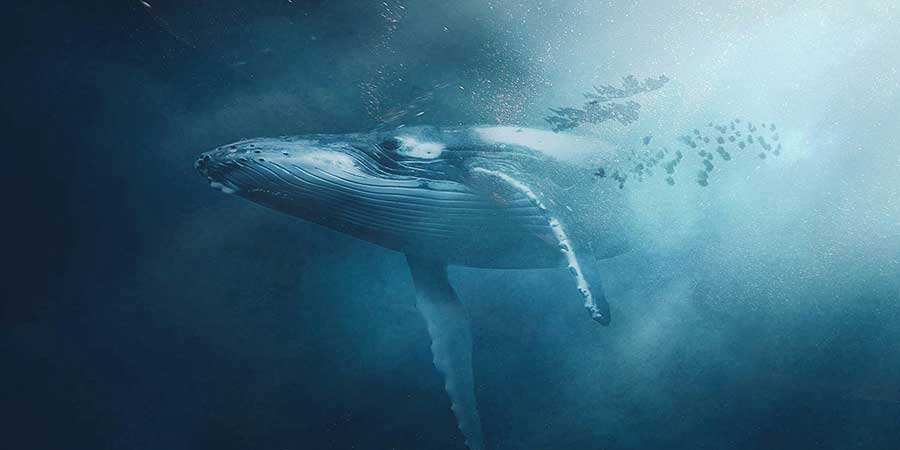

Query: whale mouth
[196,152,243,194]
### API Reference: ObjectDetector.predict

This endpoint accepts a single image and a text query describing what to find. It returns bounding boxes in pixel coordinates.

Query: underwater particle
[690,141,697,148]
[693,128,700,135]
[729,136,736,142]
[716,146,732,161]
[703,159,714,172]
[703,137,710,143]
[716,136,725,144]
[698,150,708,157]
[774,143,782,155]
[773,133,779,141]
[730,122,736,131]
[770,123,776,131]
[643,135,653,145]
[748,135,755,144]
[595,167,606,177]
[758,152,766,159]
[738,141,746,149]
[735,118,741,123]
[708,122,714,127]
[666,176,675,185]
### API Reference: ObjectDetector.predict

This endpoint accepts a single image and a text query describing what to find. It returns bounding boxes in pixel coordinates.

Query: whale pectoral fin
[582,267,612,326]
[469,167,611,325]
[405,255,485,450]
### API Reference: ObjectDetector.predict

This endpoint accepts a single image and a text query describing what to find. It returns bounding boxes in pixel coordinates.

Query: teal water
[6,1,900,449]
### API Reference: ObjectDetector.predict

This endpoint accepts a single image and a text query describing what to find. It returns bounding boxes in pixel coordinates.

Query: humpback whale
[196,125,632,450]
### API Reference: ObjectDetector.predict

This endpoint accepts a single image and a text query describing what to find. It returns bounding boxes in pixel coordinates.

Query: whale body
[196,125,632,449]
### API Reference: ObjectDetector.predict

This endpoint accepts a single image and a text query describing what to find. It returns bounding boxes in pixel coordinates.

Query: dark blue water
[7,1,900,449]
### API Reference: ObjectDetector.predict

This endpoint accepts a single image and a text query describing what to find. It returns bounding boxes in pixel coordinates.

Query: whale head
[195,129,563,268]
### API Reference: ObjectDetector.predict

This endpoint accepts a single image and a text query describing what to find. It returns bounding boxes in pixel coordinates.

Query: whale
[196,125,632,450]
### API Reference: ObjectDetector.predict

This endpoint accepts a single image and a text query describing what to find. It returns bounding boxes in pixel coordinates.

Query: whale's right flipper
[406,255,485,450]
[469,167,611,325]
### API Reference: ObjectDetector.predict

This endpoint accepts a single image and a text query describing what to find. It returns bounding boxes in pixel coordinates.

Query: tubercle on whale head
[196,135,371,192]
[195,130,452,183]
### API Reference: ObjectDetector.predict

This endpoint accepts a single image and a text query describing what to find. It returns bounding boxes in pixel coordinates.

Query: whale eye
[379,137,402,151]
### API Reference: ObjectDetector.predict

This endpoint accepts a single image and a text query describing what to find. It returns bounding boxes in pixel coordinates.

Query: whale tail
[406,255,486,450]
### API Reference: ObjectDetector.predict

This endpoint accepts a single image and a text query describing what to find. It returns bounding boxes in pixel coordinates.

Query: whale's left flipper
[406,255,485,450]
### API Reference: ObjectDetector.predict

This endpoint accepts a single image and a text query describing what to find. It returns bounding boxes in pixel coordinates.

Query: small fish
[715,146,732,161]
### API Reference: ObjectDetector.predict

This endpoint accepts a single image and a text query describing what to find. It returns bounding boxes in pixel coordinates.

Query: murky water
[8,1,900,449]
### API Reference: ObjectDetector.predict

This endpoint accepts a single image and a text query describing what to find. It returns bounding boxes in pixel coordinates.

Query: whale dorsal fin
[469,167,611,325]
[405,255,486,450]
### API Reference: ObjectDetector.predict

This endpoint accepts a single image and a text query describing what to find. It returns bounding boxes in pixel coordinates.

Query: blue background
[6,1,900,449]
